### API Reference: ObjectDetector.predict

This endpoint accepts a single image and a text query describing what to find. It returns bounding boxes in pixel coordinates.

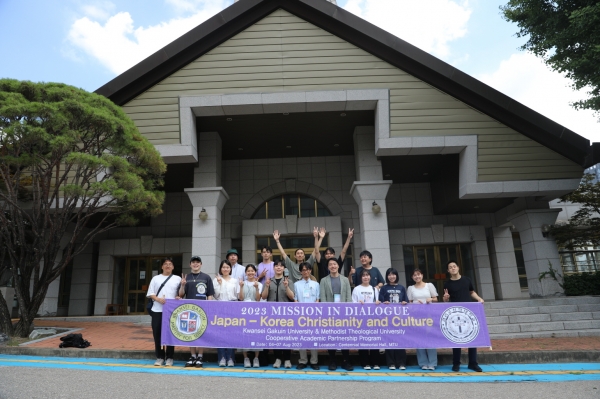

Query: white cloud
[343,0,471,58]
[67,0,231,75]
[80,1,115,20]
[477,52,599,143]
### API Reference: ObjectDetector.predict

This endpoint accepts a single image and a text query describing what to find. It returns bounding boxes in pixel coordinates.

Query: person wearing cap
[178,255,215,368]
[226,248,246,282]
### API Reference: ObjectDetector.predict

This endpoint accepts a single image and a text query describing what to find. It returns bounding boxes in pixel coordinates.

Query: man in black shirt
[443,260,484,373]
[178,256,215,368]
[314,227,354,281]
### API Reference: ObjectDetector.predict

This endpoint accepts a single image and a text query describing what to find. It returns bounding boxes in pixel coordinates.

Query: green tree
[551,173,600,249]
[0,79,166,337]
[501,1,600,114]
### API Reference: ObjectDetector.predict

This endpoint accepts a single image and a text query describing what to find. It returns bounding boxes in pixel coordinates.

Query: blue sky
[1,0,598,141]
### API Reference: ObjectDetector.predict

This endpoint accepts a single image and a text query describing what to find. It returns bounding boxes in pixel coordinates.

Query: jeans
[217,348,235,361]
[416,349,437,367]
[453,347,477,366]
[150,310,174,359]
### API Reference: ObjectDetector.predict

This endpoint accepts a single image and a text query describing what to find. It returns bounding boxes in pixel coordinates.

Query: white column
[487,227,522,299]
[185,188,229,276]
[508,209,562,297]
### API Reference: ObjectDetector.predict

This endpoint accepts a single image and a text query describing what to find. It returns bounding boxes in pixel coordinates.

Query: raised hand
[283,278,289,288]
[240,279,245,288]
[273,230,280,241]
[443,289,450,302]
[253,281,258,289]
[349,265,355,276]
[259,268,267,279]
[318,227,326,239]
[313,226,318,237]
[265,278,271,287]
[348,228,354,239]
[180,274,187,286]
[216,274,222,285]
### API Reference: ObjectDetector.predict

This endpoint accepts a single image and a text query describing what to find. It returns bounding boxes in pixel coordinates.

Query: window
[512,233,528,289]
[252,194,331,219]
[559,244,600,274]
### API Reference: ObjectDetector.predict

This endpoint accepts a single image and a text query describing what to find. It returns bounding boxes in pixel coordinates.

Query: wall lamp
[199,208,208,221]
[541,224,551,238]
[372,201,381,214]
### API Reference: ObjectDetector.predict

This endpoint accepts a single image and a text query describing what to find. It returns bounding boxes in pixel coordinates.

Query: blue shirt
[294,279,320,302]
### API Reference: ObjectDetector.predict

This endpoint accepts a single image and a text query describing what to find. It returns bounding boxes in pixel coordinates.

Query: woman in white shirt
[352,270,381,370]
[213,260,239,367]
[407,268,438,370]
[238,264,263,368]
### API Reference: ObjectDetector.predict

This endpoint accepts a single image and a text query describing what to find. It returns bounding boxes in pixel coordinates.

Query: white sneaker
[165,358,173,367]
[284,360,292,369]
[363,365,371,370]
[273,359,282,368]
[389,365,396,370]
[244,358,251,368]
[227,359,235,367]
[400,365,406,370]
[219,357,226,367]
[373,365,380,370]
[154,358,164,366]
[253,358,260,368]
[428,366,436,370]
[422,366,428,370]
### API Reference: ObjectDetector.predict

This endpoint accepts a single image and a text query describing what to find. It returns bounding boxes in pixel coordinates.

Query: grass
[6,336,31,346]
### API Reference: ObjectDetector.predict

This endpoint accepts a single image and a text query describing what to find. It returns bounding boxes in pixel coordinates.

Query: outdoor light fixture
[372,201,381,214]
[199,208,208,221]
[541,224,551,238]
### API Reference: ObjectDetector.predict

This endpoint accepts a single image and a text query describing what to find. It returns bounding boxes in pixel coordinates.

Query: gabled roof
[95,0,597,167]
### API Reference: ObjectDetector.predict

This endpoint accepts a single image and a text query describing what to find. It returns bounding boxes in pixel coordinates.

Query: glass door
[126,257,147,315]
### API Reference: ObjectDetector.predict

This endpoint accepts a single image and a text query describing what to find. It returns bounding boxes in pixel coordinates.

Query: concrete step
[485,312,596,325]
[484,296,600,310]
[490,329,600,340]
[488,320,600,334]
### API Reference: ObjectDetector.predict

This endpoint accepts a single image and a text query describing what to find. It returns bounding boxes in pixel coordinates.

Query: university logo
[439,306,480,344]
[169,303,208,342]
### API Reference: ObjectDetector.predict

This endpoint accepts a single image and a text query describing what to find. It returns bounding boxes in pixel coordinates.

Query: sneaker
[342,361,354,371]
[284,360,292,369]
[253,358,260,368]
[399,365,406,370]
[227,359,235,367]
[244,358,251,368]
[452,364,460,372]
[273,359,282,368]
[389,365,396,370]
[165,358,173,367]
[422,366,428,370]
[310,364,320,370]
[373,365,380,370]
[219,357,226,367]
[429,366,436,370]
[363,365,371,370]
[185,357,195,368]
[468,364,483,372]
[195,358,203,368]
[379,349,385,354]
[296,363,307,370]
[154,358,164,367]
[328,362,337,371]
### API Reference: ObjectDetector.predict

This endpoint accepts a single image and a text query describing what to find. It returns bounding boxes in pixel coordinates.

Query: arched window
[252,194,332,219]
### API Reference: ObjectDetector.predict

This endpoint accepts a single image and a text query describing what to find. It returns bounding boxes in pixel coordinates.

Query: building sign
[161,300,491,349]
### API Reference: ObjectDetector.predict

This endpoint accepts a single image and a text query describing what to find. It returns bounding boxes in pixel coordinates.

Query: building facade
[38,0,598,317]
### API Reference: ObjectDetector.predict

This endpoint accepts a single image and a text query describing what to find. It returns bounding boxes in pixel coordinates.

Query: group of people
[146,227,485,373]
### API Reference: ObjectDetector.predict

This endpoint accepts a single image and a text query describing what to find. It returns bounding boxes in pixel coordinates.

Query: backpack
[59,333,91,349]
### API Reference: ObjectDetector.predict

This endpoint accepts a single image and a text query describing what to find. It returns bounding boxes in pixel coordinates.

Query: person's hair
[245,264,257,273]
[327,258,340,268]
[261,246,272,253]
[359,250,373,264]
[360,269,371,278]
[161,257,174,266]
[412,268,423,277]
[324,247,336,255]
[385,268,400,284]
[218,260,232,275]
[295,248,305,257]
[274,260,284,267]
[299,262,313,272]
[447,260,459,269]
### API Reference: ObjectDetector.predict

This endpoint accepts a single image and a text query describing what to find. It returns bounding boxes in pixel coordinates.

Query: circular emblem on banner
[169,303,208,342]
[440,306,480,344]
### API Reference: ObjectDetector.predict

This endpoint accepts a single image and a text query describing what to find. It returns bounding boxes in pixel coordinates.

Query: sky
[0,0,598,142]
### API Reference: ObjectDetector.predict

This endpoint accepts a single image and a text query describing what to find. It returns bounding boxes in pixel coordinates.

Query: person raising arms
[314,227,354,281]
[273,229,318,285]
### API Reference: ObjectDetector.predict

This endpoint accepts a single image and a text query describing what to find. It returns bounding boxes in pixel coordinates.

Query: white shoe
[284,360,292,369]
[422,366,428,370]
[400,365,406,370]
[373,365,380,370]
[389,365,396,370]
[253,358,260,368]
[363,365,371,370]
[244,358,251,368]
[429,366,436,370]
[273,359,282,368]
[165,358,173,367]
[154,358,164,366]
[227,359,235,367]
[219,357,226,367]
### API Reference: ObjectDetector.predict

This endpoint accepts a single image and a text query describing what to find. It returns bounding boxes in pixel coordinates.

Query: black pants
[358,350,380,367]
[453,347,477,366]
[150,310,174,359]
[273,350,291,361]
[385,349,406,367]
[328,350,351,364]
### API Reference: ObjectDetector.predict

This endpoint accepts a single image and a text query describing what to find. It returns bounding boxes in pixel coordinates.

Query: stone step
[485,312,596,325]
[488,319,600,334]
[484,296,600,309]
[490,329,600,340]
[485,303,600,317]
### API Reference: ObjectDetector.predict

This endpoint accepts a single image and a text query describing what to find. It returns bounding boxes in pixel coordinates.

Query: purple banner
[161,300,491,349]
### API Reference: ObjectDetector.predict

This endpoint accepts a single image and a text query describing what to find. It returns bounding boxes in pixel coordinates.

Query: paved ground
[0,360,599,399]
[24,319,600,353]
